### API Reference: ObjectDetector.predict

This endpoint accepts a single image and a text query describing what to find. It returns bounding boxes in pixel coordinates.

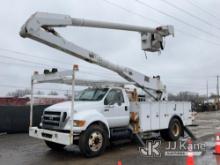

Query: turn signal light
[73,120,86,127]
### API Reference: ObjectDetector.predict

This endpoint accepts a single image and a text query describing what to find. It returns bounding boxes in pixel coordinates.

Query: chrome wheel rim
[88,131,103,152]
[172,122,180,137]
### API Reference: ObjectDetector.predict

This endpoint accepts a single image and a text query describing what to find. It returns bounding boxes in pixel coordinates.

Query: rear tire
[79,124,108,157]
[44,141,65,151]
[160,118,183,141]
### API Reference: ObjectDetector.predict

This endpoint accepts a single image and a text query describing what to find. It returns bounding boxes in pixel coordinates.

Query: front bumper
[29,127,74,145]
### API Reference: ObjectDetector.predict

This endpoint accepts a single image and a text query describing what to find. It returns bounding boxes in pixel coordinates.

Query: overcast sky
[0,0,220,96]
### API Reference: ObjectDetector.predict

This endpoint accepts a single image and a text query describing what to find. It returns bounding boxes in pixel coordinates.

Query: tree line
[6,89,58,97]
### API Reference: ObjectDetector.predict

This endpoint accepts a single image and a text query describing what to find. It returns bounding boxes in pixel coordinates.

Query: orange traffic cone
[214,133,220,155]
[117,160,122,165]
[186,139,194,165]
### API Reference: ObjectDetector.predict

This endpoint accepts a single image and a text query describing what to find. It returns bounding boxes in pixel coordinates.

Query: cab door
[102,88,129,127]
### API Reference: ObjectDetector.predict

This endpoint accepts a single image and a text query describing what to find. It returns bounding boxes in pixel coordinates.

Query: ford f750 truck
[20,12,193,157]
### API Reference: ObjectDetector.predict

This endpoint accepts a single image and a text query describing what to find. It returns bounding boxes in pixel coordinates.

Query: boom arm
[20,12,174,100]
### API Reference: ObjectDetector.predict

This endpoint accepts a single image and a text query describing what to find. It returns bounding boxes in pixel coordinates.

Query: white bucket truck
[20,12,192,157]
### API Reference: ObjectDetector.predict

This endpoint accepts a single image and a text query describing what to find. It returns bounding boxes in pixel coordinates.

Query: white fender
[72,110,110,137]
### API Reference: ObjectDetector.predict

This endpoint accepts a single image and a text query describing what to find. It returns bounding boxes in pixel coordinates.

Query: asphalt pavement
[1,111,220,165]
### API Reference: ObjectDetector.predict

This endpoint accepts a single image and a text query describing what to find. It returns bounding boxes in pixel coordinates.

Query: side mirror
[104,99,108,105]
[104,99,114,105]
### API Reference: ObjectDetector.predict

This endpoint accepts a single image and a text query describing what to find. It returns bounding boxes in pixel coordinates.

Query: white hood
[45,101,103,113]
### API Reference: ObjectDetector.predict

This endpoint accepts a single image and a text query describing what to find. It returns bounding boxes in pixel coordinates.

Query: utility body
[20,12,192,157]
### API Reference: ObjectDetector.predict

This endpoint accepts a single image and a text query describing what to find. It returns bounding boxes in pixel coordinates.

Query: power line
[1,47,220,81]
[0,47,72,66]
[0,54,58,69]
[135,0,220,40]
[0,58,214,92]
[0,60,50,69]
[2,53,218,82]
[185,0,220,21]
[0,47,120,77]
[0,55,119,79]
[102,0,160,25]
[160,0,220,31]
[174,28,220,46]
[101,0,220,47]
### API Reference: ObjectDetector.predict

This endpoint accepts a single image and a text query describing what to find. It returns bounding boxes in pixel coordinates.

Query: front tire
[44,141,65,151]
[79,124,108,157]
[160,118,183,141]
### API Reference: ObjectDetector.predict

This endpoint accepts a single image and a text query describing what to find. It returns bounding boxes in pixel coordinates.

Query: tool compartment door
[159,102,169,129]
[139,103,151,132]
[176,102,184,118]
[150,102,160,130]
[183,102,192,125]
[130,103,151,132]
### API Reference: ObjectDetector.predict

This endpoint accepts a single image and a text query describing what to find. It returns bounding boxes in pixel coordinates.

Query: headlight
[73,120,86,127]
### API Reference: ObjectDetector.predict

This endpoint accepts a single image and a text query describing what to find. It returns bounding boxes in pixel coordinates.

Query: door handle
[104,109,109,112]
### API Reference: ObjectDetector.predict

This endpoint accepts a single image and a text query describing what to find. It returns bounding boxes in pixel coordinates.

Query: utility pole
[217,75,220,110]
[206,80,209,103]
[66,90,69,97]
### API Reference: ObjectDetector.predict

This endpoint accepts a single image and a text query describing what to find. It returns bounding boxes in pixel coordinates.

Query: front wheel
[160,118,183,141]
[79,125,108,157]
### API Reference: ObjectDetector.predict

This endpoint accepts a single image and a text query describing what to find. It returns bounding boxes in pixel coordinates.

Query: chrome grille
[42,111,61,127]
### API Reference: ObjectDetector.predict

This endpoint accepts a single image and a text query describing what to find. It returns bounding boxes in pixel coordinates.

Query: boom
[20,12,174,100]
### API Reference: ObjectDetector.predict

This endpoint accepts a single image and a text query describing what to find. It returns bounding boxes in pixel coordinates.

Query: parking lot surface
[1,111,220,165]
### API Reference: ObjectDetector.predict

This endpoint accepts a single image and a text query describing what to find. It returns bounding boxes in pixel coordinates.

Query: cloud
[0,0,219,96]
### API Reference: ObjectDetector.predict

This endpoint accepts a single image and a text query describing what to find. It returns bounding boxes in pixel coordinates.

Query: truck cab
[33,87,133,157]
[41,87,130,133]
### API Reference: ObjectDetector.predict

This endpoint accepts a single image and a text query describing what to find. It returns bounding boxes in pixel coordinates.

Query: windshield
[76,88,109,101]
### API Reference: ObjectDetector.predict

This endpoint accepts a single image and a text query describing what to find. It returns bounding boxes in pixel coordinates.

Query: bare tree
[7,88,31,97]
[36,90,44,95]
[48,91,58,95]
[168,91,205,103]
